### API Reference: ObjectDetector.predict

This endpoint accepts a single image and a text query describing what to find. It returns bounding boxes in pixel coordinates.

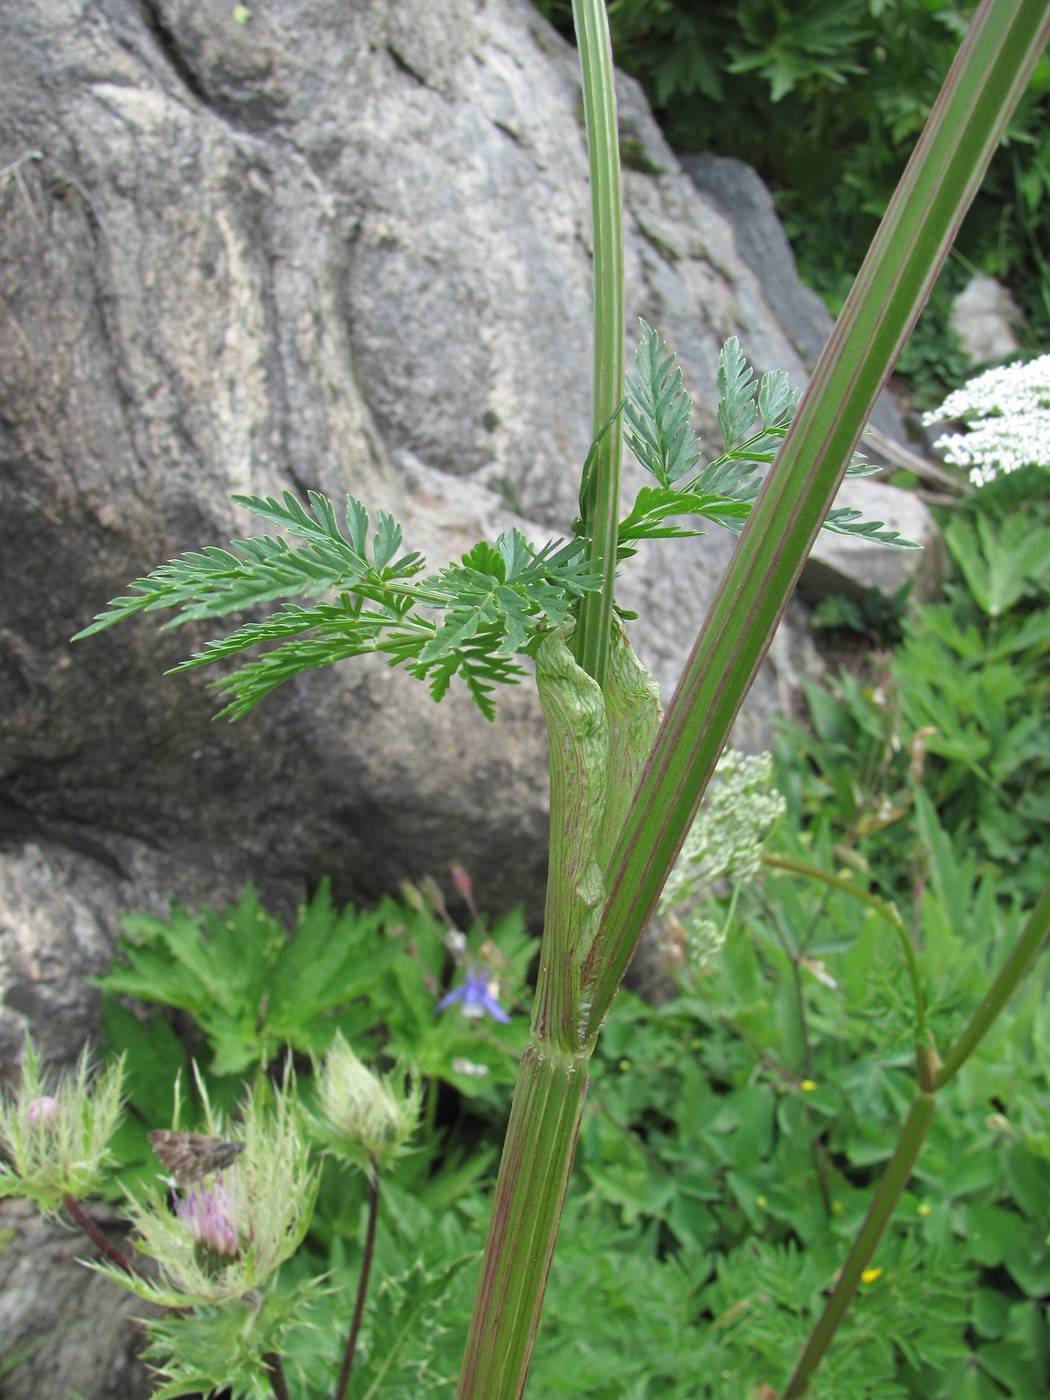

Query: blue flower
[436,965,511,1023]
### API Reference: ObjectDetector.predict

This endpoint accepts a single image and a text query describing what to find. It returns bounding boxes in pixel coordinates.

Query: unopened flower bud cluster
[659,750,785,915]
[314,1033,420,1173]
[923,353,1050,487]
[0,1042,124,1211]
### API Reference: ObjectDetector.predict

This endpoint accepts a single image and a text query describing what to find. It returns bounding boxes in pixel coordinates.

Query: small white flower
[443,928,469,959]
[450,1058,490,1078]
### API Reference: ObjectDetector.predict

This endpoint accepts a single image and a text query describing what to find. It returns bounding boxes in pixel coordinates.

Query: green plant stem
[781,871,1050,1392]
[457,1045,589,1398]
[783,1089,937,1399]
[424,1073,439,1140]
[582,0,1050,1038]
[458,1,1049,1394]
[763,853,927,1034]
[570,0,624,689]
[935,873,1050,1088]
[334,1155,381,1400]
[62,1193,150,1282]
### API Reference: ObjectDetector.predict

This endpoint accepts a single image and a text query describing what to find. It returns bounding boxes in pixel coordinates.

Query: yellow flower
[861,1267,883,1284]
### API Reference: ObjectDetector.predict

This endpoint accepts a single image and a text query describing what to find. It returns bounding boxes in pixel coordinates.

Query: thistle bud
[0,1039,124,1211]
[27,1096,61,1132]
[313,1033,420,1173]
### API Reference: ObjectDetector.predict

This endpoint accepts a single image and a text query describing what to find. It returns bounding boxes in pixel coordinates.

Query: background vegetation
[13,4,1048,1394]
[94,467,1050,1397]
[536,0,1050,404]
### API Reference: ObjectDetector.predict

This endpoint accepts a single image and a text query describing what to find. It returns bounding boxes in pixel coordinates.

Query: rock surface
[0,3,935,1391]
[949,271,1023,366]
[0,0,902,972]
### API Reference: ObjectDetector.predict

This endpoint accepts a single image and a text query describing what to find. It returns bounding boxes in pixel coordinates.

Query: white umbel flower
[923,354,1050,487]
[659,750,786,915]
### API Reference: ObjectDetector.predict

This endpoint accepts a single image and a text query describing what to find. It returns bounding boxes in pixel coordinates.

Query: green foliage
[617,327,915,555]
[140,1282,323,1400]
[96,880,535,1192]
[519,789,1049,1395]
[102,879,535,1086]
[343,1252,475,1397]
[779,496,1050,906]
[812,581,911,648]
[622,321,702,485]
[536,1228,971,1400]
[69,480,1050,1393]
[74,493,599,721]
[75,329,916,724]
[534,0,1050,345]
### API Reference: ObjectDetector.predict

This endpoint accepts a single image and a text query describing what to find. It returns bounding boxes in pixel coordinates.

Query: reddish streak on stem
[62,1193,151,1281]
[263,1351,292,1400]
[334,1156,381,1400]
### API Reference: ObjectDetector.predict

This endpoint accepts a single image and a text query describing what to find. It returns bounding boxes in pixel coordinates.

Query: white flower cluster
[659,750,786,916]
[923,354,1050,487]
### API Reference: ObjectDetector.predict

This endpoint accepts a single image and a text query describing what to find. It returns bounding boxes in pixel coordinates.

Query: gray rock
[682,152,940,605]
[801,475,946,605]
[0,0,865,954]
[0,1199,153,1400]
[949,271,1023,366]
[680,152,836,373]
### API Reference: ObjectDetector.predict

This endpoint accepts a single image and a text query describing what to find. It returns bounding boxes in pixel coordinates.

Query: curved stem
[62,1193,150,1282]
[334,1157,381,1400]
[762,853,927,1034]
[935,873,1050,1088]
[783,1090,937,1399]
[782,870,1050,1394]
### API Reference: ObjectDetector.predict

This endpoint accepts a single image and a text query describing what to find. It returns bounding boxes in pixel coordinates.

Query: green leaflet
[74,490,601,721]
[617,327,920,552]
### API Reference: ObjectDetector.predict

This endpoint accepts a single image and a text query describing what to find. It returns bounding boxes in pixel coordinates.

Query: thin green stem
[763,854,927,1034]
[334,1156,381,1400]
[570,0,624,688]
[582,0,1050,1039]
[423,1073,439,1140]
[783,1090,937,1399]
[457,1046,589,1398]
[935,874,1050,1088]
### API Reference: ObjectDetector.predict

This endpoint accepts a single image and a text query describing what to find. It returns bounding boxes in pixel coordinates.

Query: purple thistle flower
[436,965,511,1023]
[175,1174,240,1257]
